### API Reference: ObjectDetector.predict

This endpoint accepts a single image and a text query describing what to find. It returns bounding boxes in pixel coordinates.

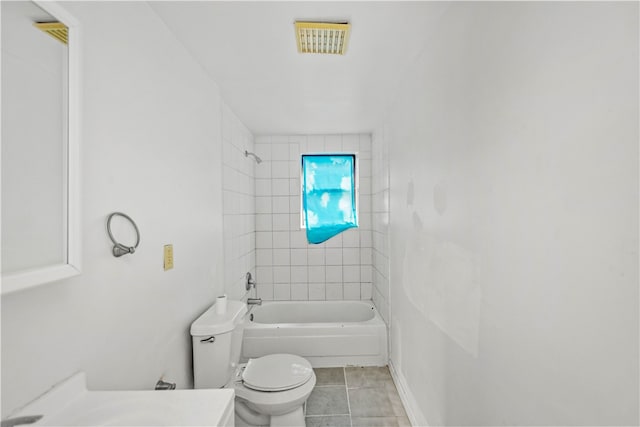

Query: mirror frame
[1,1,81,295]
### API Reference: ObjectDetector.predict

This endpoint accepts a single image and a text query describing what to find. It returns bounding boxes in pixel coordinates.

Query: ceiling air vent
[295,21,350,55]
[34,22,68,45]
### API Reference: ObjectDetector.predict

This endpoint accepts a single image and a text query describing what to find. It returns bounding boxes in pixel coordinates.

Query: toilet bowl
[230,354,316,426]
[191,300,316,427]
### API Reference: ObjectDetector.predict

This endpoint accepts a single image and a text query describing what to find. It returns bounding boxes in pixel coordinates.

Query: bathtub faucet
[247,298,262,306]
[245,272,257,291]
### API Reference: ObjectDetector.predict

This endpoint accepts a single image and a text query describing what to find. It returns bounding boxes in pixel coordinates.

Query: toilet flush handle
[200,336,215,343]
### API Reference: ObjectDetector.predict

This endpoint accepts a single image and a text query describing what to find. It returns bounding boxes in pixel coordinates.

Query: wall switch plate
[164,244,173,271]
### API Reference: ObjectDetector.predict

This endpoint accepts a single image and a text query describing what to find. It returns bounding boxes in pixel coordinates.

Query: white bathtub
[242,300,388,367]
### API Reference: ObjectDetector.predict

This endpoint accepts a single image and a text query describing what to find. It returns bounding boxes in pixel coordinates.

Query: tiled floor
[305,366,411,427]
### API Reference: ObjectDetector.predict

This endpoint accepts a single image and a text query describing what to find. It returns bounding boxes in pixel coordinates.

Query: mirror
[1,1,80,295]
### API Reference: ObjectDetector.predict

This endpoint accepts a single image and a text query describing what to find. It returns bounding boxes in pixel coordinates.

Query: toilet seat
[232,374,316,408]
[242,354,313,392]
[228,360,317,418]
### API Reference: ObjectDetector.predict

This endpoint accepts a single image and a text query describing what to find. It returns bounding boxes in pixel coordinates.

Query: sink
[6,373,234,426]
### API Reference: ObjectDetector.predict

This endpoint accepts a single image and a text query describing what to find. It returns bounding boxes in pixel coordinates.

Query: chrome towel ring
[107,212,140,257]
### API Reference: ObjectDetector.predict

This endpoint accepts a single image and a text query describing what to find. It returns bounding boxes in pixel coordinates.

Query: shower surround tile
[221,103,255,300]
[371,129,390,324]
[255,134,373,301]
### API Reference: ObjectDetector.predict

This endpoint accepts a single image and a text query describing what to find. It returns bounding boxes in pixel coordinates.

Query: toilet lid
[242,354,313,392]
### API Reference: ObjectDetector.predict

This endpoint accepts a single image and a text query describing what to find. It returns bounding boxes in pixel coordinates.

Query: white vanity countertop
[9,372,234,426]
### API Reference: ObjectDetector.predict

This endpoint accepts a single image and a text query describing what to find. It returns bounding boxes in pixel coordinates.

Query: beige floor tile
[352,417,401,426]
[384,381,409,417]
[305,365,411,426]
[346,366,393,388]
[397,415,412,426]
[306,415,351,427]
[306,385,350,416]
[348,387,395,417]
[314,367,346,386]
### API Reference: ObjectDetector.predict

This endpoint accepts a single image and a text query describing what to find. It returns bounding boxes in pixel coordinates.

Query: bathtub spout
[155,379,176,390]
[247,298,262,306]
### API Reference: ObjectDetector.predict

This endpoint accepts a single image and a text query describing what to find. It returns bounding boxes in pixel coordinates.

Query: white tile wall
[222,103,256,300]
[254,134,373,301]
[371,127,390,324]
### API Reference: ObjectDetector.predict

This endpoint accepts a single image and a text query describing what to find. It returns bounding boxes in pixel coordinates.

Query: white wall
[2,2,228,416]
[253,134,373,301]
[384,2,638,426]
[1,1,66,273]
[221,103,256,300]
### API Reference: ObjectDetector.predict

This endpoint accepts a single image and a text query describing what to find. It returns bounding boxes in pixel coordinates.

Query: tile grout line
[305,414,350,417]
[344,367,353,427]
[309,367,409,426]
[307,369,352,422]
[313,384,347,388]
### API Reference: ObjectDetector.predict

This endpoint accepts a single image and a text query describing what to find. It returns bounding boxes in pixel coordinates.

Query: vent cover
[34,22,68,45]
[295,21,350,55]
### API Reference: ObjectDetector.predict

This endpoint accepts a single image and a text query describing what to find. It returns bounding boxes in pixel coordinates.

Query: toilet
[191,300,316,427]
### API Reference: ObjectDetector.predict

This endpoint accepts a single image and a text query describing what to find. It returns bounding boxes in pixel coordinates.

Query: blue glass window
[301,154,358,244]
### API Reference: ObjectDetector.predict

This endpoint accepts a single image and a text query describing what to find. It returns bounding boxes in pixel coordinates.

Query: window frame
[299,153,360,229]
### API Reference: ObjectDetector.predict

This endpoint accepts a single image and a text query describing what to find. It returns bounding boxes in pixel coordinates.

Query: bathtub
[241,300,388,367]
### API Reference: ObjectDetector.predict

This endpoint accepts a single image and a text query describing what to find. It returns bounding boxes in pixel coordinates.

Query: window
[300,154,359,243]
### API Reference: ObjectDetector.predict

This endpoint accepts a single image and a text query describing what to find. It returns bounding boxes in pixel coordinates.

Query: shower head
[244,150,262,164]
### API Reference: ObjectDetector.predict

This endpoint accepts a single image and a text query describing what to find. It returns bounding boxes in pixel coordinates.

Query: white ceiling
[149,1,448,135]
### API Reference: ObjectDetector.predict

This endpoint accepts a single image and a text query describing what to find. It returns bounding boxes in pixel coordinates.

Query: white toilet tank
[191,300,247,389]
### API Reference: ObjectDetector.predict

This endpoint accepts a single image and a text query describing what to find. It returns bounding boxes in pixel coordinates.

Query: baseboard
[388,360,429,427]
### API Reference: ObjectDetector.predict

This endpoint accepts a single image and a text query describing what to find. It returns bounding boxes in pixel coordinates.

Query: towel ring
[107,212,140,257]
